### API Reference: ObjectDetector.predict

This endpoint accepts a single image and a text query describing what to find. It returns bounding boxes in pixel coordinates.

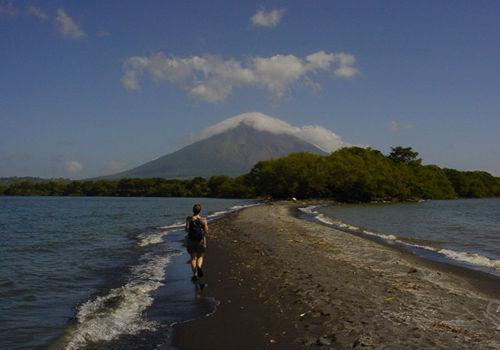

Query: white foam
[156,222,184,230]
[64,281,161,350]
[300,205,500,273]
[131,252,178,281]
[361,230,396,241]
[228,203,259,211]
[207,210,228,218]
[315,213,337,225]
[138,222,185,247]
[402,241,439,252]
[141,203,258,247]
[378,233,397,241]
[301,206,398,242]
[438,249,500,270]
[206,203,259,220]
[137,232,168,247]
[62,251,181,349]
[298,205,319,215]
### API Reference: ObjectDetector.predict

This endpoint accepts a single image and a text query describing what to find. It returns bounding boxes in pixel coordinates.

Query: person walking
[185,204,208,281]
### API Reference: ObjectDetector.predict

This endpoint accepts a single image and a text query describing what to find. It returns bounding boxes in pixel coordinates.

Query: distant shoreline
[172,201,499,349]
[2,146,500,201]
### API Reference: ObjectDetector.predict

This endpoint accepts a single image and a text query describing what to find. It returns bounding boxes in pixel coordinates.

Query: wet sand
[172,201,500,349]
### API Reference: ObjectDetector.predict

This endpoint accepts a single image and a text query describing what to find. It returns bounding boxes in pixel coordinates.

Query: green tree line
[249,147,499,201]
[0,176,254,199]
[1,146,499,201]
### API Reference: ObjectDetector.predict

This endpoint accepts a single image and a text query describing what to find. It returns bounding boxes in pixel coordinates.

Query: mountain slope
[105,124,327,179]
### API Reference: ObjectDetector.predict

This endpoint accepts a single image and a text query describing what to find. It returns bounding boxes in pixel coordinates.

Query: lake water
[2,197,499,349]
[300,198,500,277]
[0,196,257,350]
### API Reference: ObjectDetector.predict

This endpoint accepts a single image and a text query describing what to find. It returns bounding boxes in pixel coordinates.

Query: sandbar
[172,201,500,349]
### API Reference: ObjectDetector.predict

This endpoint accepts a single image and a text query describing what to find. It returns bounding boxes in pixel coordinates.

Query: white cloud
[306,51,337,70]
[334,65,359,78]
[184,112,351,152]
[64,160,83,173]
[55,9,86,39]
[251,54,306,98]
[307,51,359,78]
[389,121,415,131]
[121,70,141,90]
[251,7,285,27]
[189,82,233,103]
[294,125,347,153]
[28,6,49,20]
[121,51,359,103]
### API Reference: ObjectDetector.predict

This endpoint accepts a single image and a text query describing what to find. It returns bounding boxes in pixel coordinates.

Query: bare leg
[196,253,204,269]
[190,253,198,276]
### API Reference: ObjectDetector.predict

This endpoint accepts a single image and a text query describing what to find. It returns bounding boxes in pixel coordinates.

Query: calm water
[301,198,500,277]
[0,196,257,350]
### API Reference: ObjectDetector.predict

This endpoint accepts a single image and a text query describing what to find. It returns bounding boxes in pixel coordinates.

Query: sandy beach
[172,201,500,349]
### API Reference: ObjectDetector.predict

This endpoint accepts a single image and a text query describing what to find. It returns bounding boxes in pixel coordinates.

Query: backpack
[188,217,204,241]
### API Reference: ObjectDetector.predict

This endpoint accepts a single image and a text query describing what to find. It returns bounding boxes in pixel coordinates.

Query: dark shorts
[186,237,206,255]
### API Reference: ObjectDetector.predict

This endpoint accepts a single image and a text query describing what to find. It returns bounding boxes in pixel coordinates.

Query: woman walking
[185,204,208,281]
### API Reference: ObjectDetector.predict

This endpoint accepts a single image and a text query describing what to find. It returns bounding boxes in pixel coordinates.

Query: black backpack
[188,217,204,241]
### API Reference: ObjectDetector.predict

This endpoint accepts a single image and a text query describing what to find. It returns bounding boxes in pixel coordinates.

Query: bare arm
[203,219,209,235]
[185,217,190,232]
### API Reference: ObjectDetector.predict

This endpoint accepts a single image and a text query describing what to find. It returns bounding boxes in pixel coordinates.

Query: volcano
[102,112,345,179]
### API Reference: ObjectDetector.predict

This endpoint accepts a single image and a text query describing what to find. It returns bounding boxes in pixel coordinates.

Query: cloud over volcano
[184,112,351,153]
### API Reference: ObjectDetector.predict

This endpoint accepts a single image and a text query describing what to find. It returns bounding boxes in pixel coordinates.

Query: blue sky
[1,0,499,179]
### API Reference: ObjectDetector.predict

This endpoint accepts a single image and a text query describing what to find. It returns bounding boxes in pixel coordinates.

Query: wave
[438,249,500,270]
[138,203,260,248]
[137,223,184,247]
[299,205,500,274]
[301,206,398,241]
[57,249,182,350]
[51,201,259,349]
[137,231,172,247]
[156,222,185,230]
[206,202,259,220]
[137,203,257,247]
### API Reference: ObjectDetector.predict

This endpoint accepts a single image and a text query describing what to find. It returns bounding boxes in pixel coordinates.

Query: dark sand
[173,202,500,349]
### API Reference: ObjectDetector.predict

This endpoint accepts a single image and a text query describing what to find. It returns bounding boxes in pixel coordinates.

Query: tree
[249,152,325,199]
[443,169,500,198]
[410,165,456,199]
[388,146,422,166]
[63,181,84,196]
[2,145,498,201]
[4,181,37,195]
[207,175,231,197]
[42,180,67,196]
[188,177,209,197]
[83,180,117,196]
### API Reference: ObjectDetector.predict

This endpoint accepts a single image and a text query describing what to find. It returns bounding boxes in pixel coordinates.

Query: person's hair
[193,204,201,215]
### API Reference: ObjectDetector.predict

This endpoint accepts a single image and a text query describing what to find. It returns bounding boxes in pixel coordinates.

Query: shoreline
[293,204,500,299]
[172,201,500,349]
